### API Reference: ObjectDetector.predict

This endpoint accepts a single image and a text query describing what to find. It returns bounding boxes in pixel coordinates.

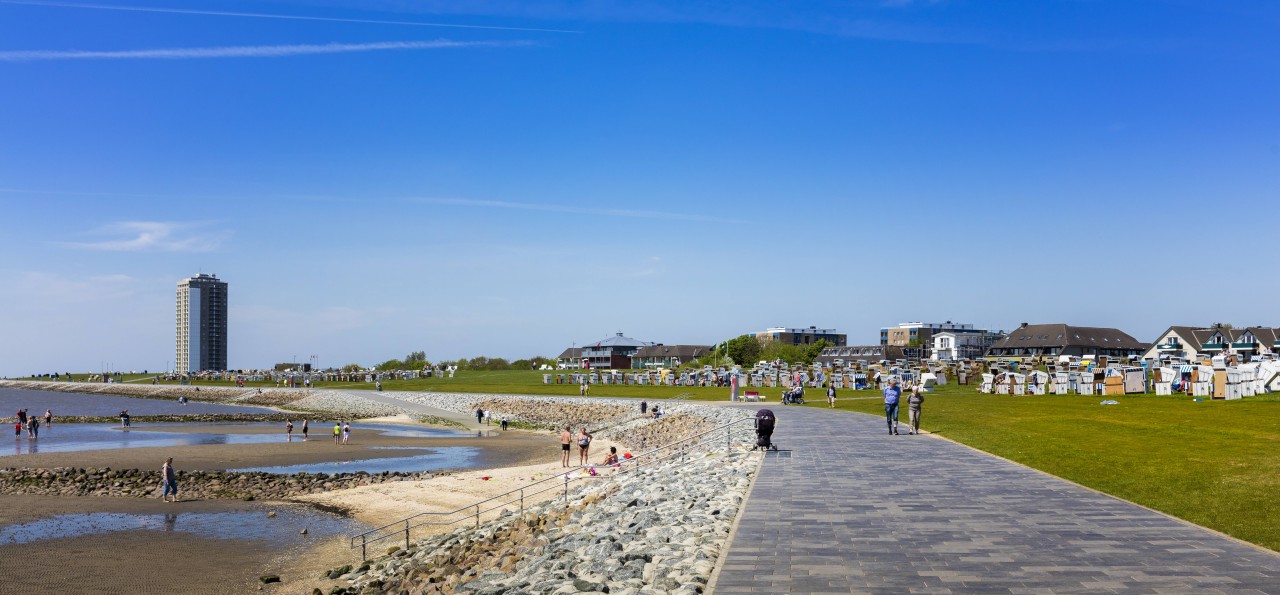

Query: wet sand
[1,424,551,473]
[0,421,598,593]
[0,495,328,595]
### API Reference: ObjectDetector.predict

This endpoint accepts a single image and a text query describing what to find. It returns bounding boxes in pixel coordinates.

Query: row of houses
[827,323,1279,364]
[556,323,1280,371]
[556,333,715,370]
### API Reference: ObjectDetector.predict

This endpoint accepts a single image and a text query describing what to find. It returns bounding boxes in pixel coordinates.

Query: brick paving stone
[709,407,1280,594]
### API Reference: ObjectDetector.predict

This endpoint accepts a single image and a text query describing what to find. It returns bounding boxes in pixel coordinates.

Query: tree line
[351,351,558,372]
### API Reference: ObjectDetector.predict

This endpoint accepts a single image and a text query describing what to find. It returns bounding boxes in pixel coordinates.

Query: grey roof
[1153,325,1212,351]
[557,347,582,360]
[631,345,711,360]
[1239,327,1280,346]
[583,332,654,349]
[989,324,1147,351]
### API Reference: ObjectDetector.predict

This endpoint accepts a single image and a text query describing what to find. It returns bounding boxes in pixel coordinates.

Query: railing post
[520,489,524,513]
[361,534,367,561]
[474,504,480,527]
[563,475,568,504]
[405,520,410,550]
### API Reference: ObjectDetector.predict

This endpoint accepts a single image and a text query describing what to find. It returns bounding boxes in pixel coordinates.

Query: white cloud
[0,39,531,61]
[61,221,227,252]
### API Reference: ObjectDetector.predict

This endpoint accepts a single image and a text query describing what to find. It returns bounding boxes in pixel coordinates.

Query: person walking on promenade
[161,457,178,503]
[883,378,902,435]
[301,418,309,441]
[285,419,294,441]
[826,384,837,408]
[333,421,341,444]
[341,421,351,445]
[560,426,572,467]
[577,427,593,465]
[907,384,925,435]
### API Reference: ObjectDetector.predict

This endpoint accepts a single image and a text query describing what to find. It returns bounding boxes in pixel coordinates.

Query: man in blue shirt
[883,378,902,435]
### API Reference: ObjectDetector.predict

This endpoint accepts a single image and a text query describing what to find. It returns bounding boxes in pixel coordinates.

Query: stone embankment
[0,380,255,402]
[331,448,758,595]
[0,380,408,420]
[3,413,305,425]
[389,392,755,451]
[0,467,443,501]
[290,391,408,419]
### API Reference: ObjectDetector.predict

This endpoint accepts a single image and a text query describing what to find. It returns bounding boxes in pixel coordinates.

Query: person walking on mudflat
[301,418,309,441]
[883,378,902,435]
[161,457,178,503]
[341,421,351,445]
[560,426,572,467]
[907,384,925,435]
[333,421,341,444]
[476,408,484,426]
[285,419,294,441]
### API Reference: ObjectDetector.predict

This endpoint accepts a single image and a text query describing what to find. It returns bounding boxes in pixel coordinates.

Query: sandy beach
[0,415,622,594]
[298,437,622,528]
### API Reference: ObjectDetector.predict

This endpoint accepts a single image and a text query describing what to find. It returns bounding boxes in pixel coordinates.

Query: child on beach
[285,419,293,440]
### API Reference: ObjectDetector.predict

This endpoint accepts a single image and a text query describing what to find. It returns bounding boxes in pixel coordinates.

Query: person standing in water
[301,418,309,441]
[161,457,178,503]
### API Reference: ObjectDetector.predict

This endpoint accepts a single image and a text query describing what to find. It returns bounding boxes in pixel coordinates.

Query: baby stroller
[781,386,805,405]
[754,409,777,451]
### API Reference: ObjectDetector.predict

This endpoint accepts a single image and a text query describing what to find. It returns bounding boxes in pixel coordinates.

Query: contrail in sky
[0,0,581,33]
[415,197,742,224]
[0,39,529,61]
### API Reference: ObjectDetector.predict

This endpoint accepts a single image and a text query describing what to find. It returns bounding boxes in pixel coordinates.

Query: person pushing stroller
[753,408,777,451]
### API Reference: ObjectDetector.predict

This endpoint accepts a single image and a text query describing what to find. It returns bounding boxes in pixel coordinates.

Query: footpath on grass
[710,405,1280,594]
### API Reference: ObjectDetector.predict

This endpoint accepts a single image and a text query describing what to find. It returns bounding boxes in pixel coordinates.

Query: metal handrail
[350,415,756,560]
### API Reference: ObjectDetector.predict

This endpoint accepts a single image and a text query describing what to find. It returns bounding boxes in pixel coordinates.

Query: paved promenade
[711,406,1280,594]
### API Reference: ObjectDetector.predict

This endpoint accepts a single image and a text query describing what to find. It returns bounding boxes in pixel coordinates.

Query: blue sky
[1,0,1277,375]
